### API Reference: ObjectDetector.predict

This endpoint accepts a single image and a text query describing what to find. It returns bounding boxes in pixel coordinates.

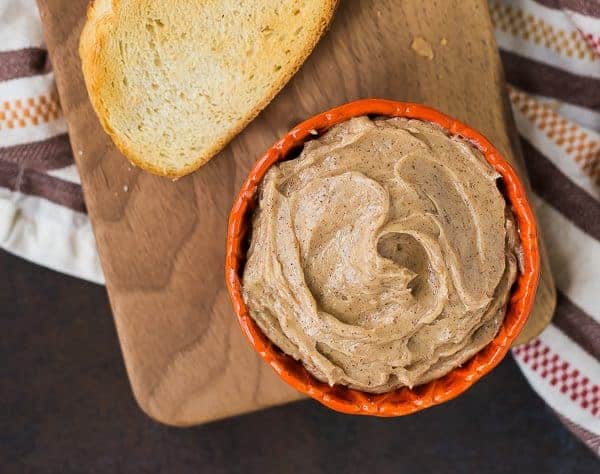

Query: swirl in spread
[243,117,519,393]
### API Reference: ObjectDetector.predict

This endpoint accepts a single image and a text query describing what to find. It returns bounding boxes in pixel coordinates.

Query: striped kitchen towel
[0,0,598,453]
[489,0,600,453]
[0,0,102,283]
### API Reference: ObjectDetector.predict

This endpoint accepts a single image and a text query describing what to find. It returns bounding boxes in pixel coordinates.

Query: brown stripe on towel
[532,0,562,9]
[555,411,600,454]
[0,48,51,82]
[534,0,600,17]
[0,160,85,213]
[520,139,600,240]
[0,134,74,171]
[501,51,600,111]
[553,291,600,361]
[562,0,600,18]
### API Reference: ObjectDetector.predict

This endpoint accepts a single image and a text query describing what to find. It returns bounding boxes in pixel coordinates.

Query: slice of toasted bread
[79,0,337,177]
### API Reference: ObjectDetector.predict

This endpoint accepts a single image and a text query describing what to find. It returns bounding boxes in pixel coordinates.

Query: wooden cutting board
[38,0,556,426]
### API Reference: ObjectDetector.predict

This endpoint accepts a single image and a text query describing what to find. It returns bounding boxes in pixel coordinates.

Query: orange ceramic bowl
[225,99,540,416]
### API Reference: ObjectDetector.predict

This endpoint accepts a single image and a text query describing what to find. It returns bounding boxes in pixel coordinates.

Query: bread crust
[79,0,338,178]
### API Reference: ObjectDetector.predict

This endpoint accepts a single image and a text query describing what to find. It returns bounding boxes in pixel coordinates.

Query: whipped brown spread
[242,117,519,393]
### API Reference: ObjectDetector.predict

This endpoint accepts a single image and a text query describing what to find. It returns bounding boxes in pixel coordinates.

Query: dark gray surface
[1,249,598,473]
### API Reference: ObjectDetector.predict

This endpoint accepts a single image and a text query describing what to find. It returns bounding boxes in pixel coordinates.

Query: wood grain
[37,0,555,426]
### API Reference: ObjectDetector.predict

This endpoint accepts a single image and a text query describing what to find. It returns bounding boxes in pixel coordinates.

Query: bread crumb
[440,38,448,46]
[377,10,382,17]
[411,37,434,60]
[123,185,129,192]
[309,129,319,136]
